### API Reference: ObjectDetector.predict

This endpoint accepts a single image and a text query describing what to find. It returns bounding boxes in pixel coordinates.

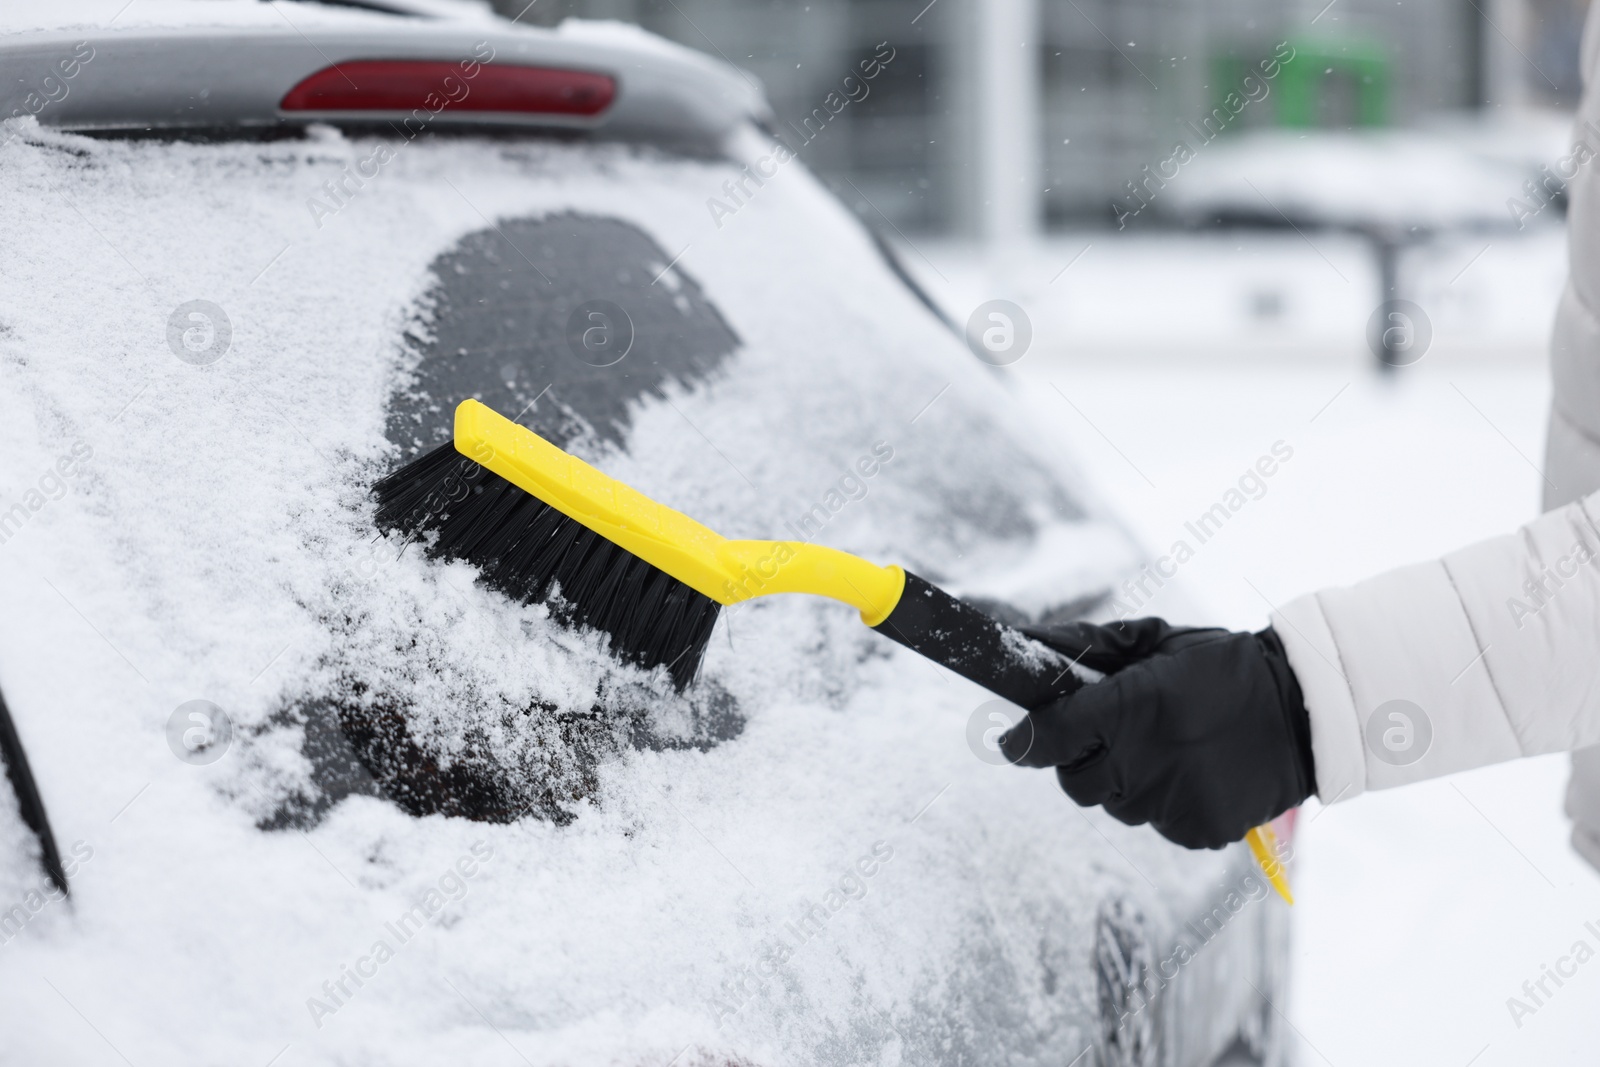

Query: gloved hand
[998,618,1316,850]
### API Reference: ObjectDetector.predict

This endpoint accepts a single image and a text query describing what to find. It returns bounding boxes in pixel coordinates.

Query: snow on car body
[0,3,1287,1063]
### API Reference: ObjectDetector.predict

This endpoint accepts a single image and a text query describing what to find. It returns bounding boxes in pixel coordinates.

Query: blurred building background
[496,0,1588,237]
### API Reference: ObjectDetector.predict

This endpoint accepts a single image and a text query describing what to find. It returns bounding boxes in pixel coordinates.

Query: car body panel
[0,7,1288,1065]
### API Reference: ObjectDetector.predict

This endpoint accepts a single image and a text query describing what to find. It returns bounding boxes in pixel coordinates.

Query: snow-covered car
[0,3,1290,1064]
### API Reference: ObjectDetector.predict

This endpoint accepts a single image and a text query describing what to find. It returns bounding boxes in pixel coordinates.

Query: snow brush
[373,400,1083,703]
[372,399,1292,903]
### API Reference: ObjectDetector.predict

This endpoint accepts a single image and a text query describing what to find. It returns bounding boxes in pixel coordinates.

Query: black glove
[998,618,1316,850]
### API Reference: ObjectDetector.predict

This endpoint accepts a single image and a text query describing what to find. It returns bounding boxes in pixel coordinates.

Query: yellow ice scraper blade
[452,399,906,624]
[1246,824,1293,905]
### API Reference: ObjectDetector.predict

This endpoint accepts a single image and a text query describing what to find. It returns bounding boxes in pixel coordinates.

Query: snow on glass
[0,109,1236,1063]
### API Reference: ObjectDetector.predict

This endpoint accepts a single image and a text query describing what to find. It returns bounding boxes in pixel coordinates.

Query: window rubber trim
[0,686,68,895]
[866,225,957,335]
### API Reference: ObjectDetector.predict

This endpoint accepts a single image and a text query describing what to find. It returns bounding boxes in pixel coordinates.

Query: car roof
[0,0,768,150]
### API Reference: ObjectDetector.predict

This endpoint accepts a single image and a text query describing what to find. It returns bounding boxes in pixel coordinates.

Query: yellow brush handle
[1245,824,1293,905]
[456,399,1293,884]
[453,399,905,621]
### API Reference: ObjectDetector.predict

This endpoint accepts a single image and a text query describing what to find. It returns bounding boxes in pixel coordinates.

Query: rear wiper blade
[0,686,67,896]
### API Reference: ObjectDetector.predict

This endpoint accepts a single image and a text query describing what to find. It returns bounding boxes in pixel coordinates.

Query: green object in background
[1277,37,1390,126]
[1210,36,1390,130]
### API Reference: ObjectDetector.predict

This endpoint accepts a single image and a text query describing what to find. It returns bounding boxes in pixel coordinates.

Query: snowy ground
[911,230,1600,1065]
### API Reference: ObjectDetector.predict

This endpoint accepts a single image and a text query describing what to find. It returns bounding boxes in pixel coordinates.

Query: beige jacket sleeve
[1270,492,1600,805]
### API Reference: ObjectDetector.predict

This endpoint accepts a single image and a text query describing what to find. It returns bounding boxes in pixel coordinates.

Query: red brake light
[280,61,615,117]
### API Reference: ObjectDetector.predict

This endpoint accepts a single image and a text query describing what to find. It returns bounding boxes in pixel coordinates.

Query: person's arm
[1003,489,1600,848]
[1274,488,1600,805]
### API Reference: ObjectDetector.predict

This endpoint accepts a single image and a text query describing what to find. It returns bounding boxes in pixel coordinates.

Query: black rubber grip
[871,570,1083,709]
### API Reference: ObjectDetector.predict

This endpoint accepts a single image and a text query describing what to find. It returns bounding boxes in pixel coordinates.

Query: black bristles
[372,442,721,689]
